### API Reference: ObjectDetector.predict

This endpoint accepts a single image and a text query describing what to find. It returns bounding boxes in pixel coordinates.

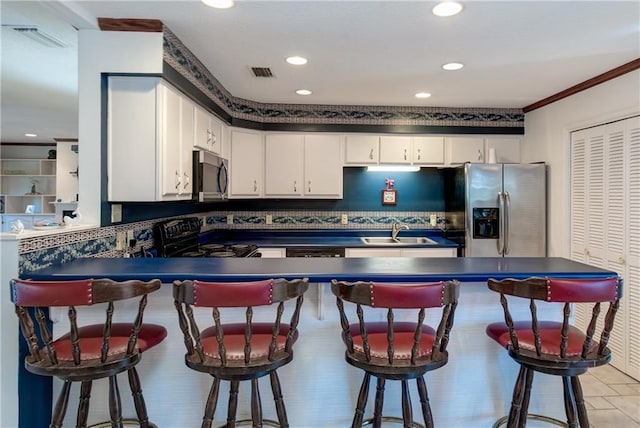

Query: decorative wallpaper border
[162,27,524,128]
[18,211,446,274]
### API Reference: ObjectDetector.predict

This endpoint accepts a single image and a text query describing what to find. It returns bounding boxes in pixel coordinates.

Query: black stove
[153,217,260,258]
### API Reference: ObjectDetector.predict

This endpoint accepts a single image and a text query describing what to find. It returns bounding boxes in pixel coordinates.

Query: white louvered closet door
[570,115,639,379]
[627,116,640,380]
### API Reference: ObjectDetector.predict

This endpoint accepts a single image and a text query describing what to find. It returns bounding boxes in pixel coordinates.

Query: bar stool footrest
[492,414,567,427]
[88,418,158,428]
[216,419,282,427]
[362,416,425,428]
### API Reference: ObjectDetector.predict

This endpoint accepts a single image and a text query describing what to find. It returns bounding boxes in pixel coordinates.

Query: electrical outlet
[111,204,122,223]
[266,214,273,225]
[341,214,348,225]
[430,214,437,227]
[116,231,126,251]
[227,214,234,224]
[126,230,134,242]
[202,216,208,227]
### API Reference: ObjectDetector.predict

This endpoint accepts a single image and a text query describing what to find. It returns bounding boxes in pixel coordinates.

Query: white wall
[522,70,640,257]
[77,30,163,225]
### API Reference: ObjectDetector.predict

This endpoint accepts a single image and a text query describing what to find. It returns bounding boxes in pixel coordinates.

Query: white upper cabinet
[412,137,445,165]
[229,129,263,197]
[304,135,342,198]
[344,135,379,164]
[263,133,343,199]
[379,136,411,164]
[485,138,521,163]
[447,137,485,164]
[107,76,193,202]
[194,103,223,155]
[264,134,304,197]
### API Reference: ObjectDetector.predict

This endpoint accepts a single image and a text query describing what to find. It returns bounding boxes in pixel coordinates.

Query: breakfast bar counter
[20,257,617,427]
[25,256,615,283]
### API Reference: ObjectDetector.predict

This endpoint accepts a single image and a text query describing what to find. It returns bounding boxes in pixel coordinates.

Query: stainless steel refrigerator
[444,163,547,257]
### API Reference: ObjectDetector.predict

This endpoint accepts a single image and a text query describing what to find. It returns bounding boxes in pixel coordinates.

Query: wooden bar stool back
[331,279,460,428]
[173,277,309,428]
[11,278,163,428]
[486,276,622,428]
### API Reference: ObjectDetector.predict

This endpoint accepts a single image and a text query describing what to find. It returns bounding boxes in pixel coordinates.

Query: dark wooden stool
[331,280,460,428]
[173,278,309,428]
[486,276,622,428]
[11,278,164,428]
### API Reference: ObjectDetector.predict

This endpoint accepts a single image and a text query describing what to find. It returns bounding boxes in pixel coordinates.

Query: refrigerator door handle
[504,191,511,255]
[498,192,505,255]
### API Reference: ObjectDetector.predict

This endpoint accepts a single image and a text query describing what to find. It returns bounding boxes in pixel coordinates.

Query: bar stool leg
[372,377,385,428]
[507,366,528,426]
[251,378,263,427]
[127,367,150,427]
[108,375,124,428]
[77,380,93,428]
[270,371,289,428]
[202,378,220,428]
[517,368,534,428]
[226,380,240,428]
[52,380,72,428]
[571,376,589,428]
[352,372,372,428]
[562,376,578,428]
[416,376,433,428]
[401,380,414,428]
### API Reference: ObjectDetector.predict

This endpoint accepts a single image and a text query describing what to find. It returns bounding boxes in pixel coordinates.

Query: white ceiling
[1,0,639,144]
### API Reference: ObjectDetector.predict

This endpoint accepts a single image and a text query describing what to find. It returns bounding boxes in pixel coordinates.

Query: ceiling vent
[5,25,67,48]
[251,67,274,78]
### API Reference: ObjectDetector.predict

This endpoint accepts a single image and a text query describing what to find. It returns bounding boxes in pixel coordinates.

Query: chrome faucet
[391,222,410,241]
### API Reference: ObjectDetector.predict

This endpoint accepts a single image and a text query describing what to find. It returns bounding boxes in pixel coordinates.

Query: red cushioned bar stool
[331,279,460,428]
[11,278,165,428]
[486,276,622,428]
[173,277,309,428]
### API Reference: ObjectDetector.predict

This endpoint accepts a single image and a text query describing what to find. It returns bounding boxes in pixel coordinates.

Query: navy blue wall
[106,167,445,225]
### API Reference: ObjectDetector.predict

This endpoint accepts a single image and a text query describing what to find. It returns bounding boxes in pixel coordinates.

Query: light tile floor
[582,364,640,428]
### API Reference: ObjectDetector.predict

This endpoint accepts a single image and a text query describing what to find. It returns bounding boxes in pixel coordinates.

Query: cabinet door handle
[183,172,190,190]
[211,130,216,145]
[477,149,483,161]
[369,148,374,160]
[308,180,311,193]
[206,129,212,145]
[417,148,421,160]
[618,256,626,264]
[293,180,297,192]
[253,180,257,192]
[175,170,181,189]
[404,148,407,160]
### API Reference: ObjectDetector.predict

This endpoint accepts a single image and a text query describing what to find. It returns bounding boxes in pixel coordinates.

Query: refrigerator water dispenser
[473,208,499,239]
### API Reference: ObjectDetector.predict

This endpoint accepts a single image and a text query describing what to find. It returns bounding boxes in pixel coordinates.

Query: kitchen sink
[360,237,438,245]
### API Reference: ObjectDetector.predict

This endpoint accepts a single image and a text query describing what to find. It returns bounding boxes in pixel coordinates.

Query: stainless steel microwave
[192,150,228,202]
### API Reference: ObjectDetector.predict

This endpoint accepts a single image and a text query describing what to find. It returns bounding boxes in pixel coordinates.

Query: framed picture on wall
[382,189,397,205]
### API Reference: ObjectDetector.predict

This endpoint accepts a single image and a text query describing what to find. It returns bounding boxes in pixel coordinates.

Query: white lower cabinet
[229,129,263,197]
[345,247,456,258]
[108,76,193,202]
[257,247,286,258]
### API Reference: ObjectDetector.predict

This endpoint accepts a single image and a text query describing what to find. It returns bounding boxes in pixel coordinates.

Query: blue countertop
[199,229,459,248]
[24,257,617,283]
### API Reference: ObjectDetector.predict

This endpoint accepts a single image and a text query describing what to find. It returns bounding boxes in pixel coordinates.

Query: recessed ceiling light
[415,92,432,99]
[25,133,38,137]
[432,2,463,17]
[286,56,308,65]
[201,0,234,9]
[442,62,464,71]
[296,89,312,96]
